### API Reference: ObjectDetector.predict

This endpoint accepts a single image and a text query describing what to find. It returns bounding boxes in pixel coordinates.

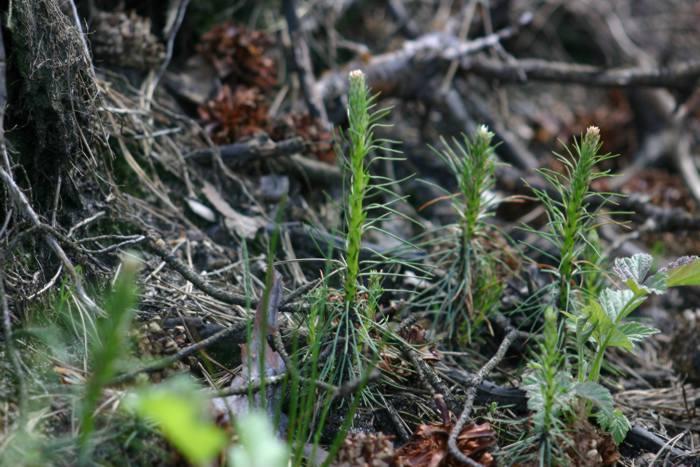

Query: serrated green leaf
[585,301,612,345]
[664,256,700,288]
[641,271,667,295]
[599,288,635,323]
[612,254,667,295]
[573,382,614,410]
[586,301,610,327]
[618,321,659,344]
[596,408,630,445]
[605,326,634,350]
[613,254,652,287]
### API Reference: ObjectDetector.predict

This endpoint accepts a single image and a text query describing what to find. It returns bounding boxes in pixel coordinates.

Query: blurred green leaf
[665,256,700,288]
[80,254,141,461]
[126,377,227,466]
[229,411,288,467]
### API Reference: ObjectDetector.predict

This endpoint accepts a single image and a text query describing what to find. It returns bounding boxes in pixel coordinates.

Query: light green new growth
[79,254,141,463]
[534,126,614,311]
[344,69,373,306]
[126,376,228,466]
[230,411,288,467]
[583,254,700,384]
[436,125,496,244]
[522,307,570,464]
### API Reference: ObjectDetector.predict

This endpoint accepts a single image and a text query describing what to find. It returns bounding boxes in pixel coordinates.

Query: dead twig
[398,338,456,415]
[0,269,27,428]
[674,134,700,206]
[447,327,518,466]
[316,13,533,101]
[145,233,307,312]
[146,0,190,101]
[213,373,289,397]
[464,56,700,88]
[213,367,379,400]
[283,0,329,125]
[386,0,420,39]
[111,320,249,385]
[67,0,97,80]
[0,139,100,315]
[145,233,253,307]
[186,136,305,165]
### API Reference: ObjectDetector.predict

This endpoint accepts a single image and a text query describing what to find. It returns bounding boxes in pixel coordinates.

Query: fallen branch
[464,56,700,88]
[401,344,456,412]
[186,136,305,165]
[145,0,190,102]
[145,233,306,312]
[674,133,700,206]
[213,367,379,400]
[145,233,260,307]
[386,0,420,39]
[316,13,533,101]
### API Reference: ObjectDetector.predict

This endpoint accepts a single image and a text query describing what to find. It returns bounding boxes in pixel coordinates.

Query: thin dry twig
[146,0,190,101]
[186,136,305,165]
[111,320,249,384]
[213,367,379,400]
[0,269,27,427]
[145,233,252,307]
[146,233,306,312]
[398,338,457,415]
[447,327,518,466]
[283,0,329,125]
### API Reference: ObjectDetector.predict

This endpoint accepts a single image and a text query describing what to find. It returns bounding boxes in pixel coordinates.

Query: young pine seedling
[436,125,497,245]
[328,69,391,389]
[343,69,375,308]
[530,126,615,312]
[429,126,504,340]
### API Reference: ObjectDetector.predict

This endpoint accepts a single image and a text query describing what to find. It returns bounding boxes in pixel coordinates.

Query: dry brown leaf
[197,22,276,89]
[394,422,496,467]
[569,420,620,466]
[201,181,265,239]
[198,85,269,144]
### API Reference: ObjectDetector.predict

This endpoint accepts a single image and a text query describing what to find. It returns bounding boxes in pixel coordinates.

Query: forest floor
[2,1,700,466]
